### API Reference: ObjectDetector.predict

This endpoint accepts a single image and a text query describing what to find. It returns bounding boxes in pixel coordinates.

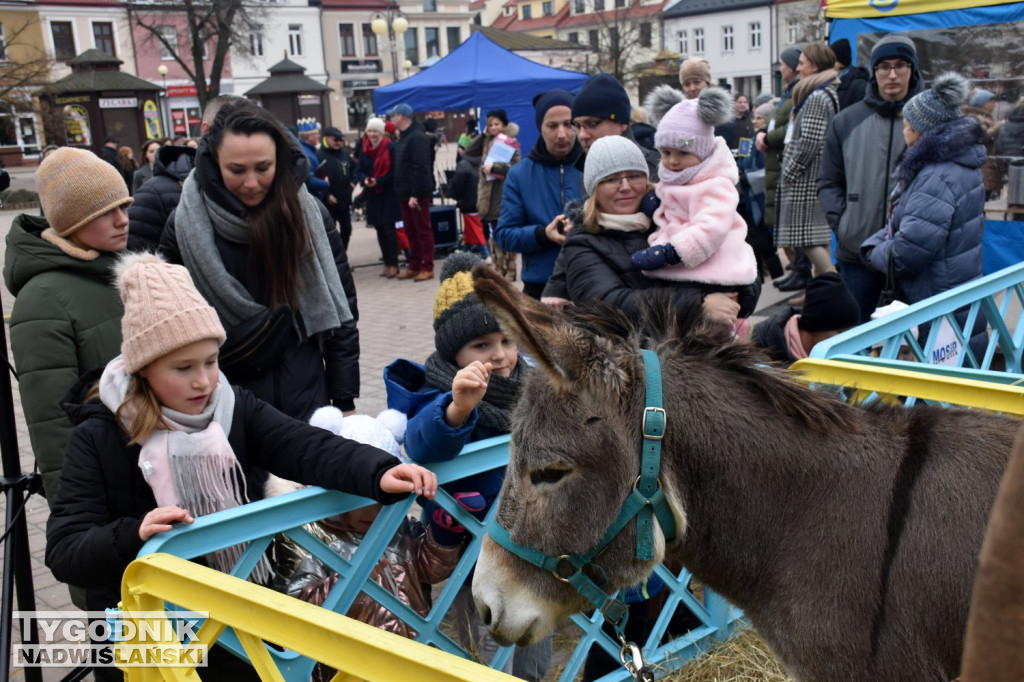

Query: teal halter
[487,349,677,632]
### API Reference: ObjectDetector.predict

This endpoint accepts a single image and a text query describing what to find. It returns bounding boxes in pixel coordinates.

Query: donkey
[468,267,1018,682]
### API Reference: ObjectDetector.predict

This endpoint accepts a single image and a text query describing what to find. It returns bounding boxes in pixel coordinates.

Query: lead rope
[616,349,664,682]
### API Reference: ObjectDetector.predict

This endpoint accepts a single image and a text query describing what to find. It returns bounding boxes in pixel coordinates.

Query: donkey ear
[472,265,627,394]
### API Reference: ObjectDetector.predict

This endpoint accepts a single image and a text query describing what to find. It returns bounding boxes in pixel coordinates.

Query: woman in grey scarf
[160,101,361,421]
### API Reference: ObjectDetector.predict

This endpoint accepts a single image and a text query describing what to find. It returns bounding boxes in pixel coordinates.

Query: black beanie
[485,109,508,126]
[570,73,630,124]
[798,273,861,333]
[433,252,501,361]
[830,38,852,67]
[532,89,574,129]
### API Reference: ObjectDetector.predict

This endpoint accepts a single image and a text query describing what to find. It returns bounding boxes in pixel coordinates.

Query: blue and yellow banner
[827,0,1020,18]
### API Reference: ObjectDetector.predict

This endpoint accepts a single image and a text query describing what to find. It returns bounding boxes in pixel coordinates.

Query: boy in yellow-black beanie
[3,147,132,516]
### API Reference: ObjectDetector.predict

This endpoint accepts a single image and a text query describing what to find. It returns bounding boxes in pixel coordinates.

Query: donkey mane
[564,290,861,436]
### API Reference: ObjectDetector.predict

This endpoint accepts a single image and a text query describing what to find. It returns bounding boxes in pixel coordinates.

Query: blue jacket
[494,136,583,286]
[300,138,329,200]
[861,117,985,307]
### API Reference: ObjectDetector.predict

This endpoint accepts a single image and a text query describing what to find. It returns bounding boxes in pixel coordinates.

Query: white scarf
[598,212,651,233]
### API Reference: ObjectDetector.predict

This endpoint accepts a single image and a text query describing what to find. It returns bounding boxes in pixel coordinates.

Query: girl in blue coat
[861,72,986,350]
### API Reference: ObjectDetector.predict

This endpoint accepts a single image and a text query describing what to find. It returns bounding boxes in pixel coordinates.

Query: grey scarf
[424,352,527,432]
[175,172,352,336]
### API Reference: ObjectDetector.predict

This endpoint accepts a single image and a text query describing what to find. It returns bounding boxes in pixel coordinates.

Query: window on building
[339,24,355,58]
[157,25,177,60]
[447,26,461,52]
[362,23,378,56]
[786,16,798,44]
[93,21,115,57]
[405,29,419,65]
[51,21,75,61]
[610,26,619,53]
[694,27,704,54]
[750,21,761,49]
[568,31,579,43]
[640,22,651,47]
[594,0,605,10]
[574,0,586,13]
[289,24,304,57]
[722,25,733,52]
[677,29,687,55]
[522,4,532,19]
[0,24,6,61]
[425,27,439,57]
[249,25,264,56]
[615,0,626,8]
[542,1,553,15]
[424,0,437,10]
[588,29,598,50]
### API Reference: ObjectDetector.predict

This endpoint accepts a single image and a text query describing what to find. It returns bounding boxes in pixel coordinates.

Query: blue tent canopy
[372,32,587,151]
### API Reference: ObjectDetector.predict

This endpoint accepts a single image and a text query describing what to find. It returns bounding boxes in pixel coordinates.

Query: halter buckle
[551,555,576,583]
[642,407,666,441]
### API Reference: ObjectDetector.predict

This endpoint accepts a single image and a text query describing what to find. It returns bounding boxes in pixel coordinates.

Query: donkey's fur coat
[469,267,1018,682]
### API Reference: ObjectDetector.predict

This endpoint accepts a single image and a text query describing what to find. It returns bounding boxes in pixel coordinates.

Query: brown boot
[384,265,399,278]
[412,270,434,282]
[396,269,419,280]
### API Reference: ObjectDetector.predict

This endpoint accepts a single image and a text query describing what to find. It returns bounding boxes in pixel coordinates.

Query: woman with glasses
[556,135,744,326]
[777,42,840,279]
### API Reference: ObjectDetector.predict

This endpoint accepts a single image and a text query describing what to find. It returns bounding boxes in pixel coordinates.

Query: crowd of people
[0,28,1008,680]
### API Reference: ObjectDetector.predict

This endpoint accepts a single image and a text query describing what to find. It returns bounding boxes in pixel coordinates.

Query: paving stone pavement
[0,147,790,679]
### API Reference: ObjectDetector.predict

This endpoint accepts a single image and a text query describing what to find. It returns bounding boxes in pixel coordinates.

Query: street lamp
[157,65,169,139]
[370,5,409,83]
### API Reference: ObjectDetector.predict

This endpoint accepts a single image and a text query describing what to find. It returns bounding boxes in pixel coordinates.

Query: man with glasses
[818,33,922,322]
[493,90,583,299]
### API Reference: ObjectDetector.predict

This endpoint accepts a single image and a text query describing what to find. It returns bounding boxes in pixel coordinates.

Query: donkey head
[469,267,686,646]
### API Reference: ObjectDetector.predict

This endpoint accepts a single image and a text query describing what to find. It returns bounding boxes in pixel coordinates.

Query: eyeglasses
[598,172,647,188]
[874,61,911,75]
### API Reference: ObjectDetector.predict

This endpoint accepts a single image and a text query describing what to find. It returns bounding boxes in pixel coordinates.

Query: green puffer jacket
[763,80,797,229]
[3,214,123,508]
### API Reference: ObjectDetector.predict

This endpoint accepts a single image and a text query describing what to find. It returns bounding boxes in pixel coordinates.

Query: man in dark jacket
[447,143,486,258]
[390,103,436,281]
[831,38,870,111]
[127,144,196,251]
[818,33,923,323]
[319,126,357,249]
[297,118,330,201]
[99,136,127,190]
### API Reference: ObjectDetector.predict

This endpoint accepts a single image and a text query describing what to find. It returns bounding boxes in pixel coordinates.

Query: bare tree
[126,0,265,110]
[569,0,661,88]
[0,18,54,114]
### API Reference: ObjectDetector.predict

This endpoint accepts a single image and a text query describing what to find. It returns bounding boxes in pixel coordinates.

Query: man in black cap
[831,38,870,111]
[390,102,437,281]
[318,126,357,249]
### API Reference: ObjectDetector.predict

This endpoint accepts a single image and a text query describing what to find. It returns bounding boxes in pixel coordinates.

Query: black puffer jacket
[45,372,407,613]
[160,139,360,418]
[393,118,435,199]
[127,146,196,252]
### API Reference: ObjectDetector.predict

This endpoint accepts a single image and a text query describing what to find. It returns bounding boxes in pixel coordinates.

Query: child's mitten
[640,189,660,218]
[426,491,487,547]
[631,243,681,271]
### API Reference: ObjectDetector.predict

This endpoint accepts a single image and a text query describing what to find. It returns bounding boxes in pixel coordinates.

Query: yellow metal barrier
[119,553,517,682]
[792,358,1024,415]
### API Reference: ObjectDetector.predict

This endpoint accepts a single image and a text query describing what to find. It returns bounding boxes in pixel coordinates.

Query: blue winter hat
[903,72,968,135]
[571,73,631,124]
[970,89,995,108]
[532,89,574,129]
[388,102,414,117]
[870,33,919,73]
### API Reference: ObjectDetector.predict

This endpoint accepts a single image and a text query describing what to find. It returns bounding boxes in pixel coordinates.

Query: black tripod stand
[0,169,88,682]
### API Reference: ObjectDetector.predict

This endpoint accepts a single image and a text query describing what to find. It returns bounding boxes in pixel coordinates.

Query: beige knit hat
[115,253,226,373]
[36,147,132,237]
[679,58,711,86]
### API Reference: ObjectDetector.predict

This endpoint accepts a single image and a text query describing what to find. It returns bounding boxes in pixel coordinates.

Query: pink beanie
[654,87,733,161]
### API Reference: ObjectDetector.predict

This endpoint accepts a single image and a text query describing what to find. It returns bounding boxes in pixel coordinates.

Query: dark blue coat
[862,117,985,306]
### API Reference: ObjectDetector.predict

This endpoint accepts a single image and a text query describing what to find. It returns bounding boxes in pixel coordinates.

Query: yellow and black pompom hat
[433,252,501,362]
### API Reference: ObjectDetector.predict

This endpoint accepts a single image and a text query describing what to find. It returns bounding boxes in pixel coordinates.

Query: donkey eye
[585,416,602,425]
[530,468,568,486]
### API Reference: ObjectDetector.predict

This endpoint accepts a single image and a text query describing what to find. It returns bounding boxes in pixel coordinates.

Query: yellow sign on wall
[142,100,163,140]
[826,0,1019,18]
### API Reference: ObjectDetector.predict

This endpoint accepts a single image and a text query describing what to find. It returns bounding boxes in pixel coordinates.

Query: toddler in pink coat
[631,88,759,323]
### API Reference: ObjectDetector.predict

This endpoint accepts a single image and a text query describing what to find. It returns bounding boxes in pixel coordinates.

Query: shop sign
[54,95,91,105]
[166,85,198,98]
[345,79,380,88]
[63,105,92,146]
[143,100,163,140]
[99,98,137,109]
[341,60,382,74]
[297,94,320,106]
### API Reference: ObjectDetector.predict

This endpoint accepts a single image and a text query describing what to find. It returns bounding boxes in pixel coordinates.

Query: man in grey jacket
[817,33,923,322]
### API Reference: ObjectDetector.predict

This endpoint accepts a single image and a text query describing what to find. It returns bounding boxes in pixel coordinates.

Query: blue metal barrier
[810,261,1024,372]
[139,434,742,681]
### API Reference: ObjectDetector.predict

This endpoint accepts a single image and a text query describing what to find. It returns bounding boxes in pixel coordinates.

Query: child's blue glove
[631,243,681,271]
[640,190,660,218]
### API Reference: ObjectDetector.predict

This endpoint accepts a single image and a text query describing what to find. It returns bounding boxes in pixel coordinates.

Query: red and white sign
[166,85,198,98]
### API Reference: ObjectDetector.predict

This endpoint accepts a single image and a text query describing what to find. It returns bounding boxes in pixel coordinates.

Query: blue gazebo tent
[372,31,587,151]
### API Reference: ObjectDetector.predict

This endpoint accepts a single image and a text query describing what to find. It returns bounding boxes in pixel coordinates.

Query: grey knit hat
[870,33,918,73]
[583,136,649,195]
[903,72,968,135]
[780,45,802,71]
[433,252,501,362]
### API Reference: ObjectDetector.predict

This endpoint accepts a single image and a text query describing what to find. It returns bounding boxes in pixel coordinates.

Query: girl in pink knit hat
[631,87,760,334]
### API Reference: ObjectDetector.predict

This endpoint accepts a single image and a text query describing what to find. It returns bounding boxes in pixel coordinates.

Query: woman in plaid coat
[777,42,840,277]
